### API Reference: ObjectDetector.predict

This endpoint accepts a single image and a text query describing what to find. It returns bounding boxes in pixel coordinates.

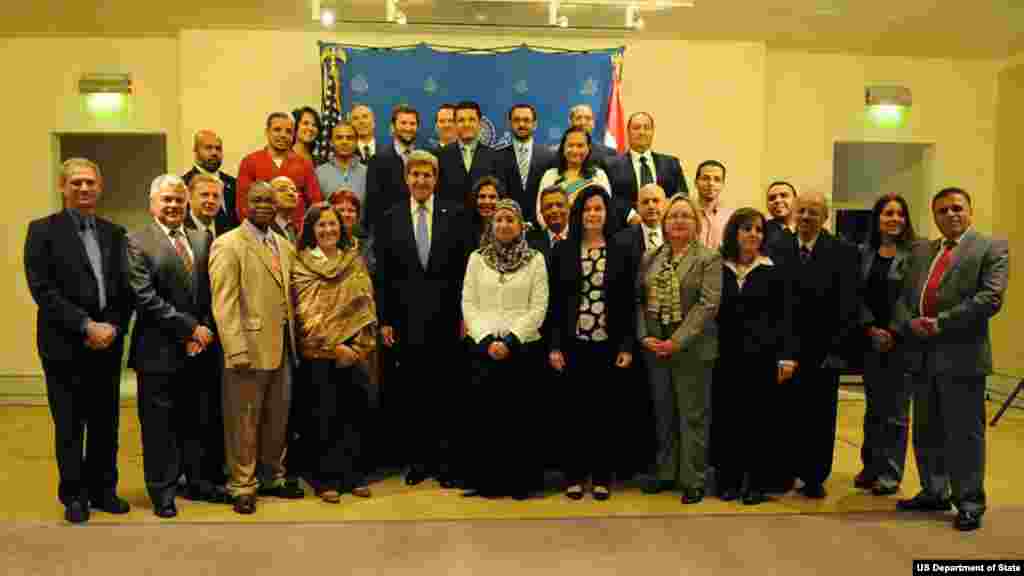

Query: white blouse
[461,250,549,345]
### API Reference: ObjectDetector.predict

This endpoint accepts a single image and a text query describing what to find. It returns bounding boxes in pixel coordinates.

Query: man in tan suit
[209,180,304,514]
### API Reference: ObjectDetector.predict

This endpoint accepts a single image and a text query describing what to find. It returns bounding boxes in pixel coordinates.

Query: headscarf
[478,199,534,280]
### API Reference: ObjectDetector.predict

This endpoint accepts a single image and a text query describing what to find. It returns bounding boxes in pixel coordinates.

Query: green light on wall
[84,93,128,118]
[867,104,908,128]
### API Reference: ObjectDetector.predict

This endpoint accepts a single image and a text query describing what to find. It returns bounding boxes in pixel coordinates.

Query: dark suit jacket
[364,144,409,235]
[375,197,472,347]
[547,238,635,355]
[612,224,660,286]
[437,141,500,209]
[891,230,1009,376]
[498,142,556,224]
[717,261,796,362]
[763,219,795,260]
[589,142,618,173]
[777,231,860,369]
[182,167,239,234]
[605,151,687,207]
[127,223,214,374]
[24,210,133,362]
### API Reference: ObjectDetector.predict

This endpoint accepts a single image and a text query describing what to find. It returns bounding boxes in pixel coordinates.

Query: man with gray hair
[127,175,221,517]
[25,158,134,523]
[210,179,303,514]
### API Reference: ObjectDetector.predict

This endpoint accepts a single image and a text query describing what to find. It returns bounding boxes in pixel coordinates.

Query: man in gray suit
[892,187,1009,532]
[127,175,219,518]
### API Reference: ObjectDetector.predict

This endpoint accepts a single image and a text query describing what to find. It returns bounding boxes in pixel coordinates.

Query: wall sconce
[865,85,912,128]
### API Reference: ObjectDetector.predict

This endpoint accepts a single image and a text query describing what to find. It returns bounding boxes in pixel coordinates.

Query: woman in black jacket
[548,183,635,501]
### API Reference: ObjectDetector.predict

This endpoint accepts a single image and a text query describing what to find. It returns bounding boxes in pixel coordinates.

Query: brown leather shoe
[233,494,256,515]
[319,489,341,504]
[351,486,372,498]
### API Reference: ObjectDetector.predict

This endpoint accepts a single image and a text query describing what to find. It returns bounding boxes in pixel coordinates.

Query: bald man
[778,191,859,499]
[183,130,239,234]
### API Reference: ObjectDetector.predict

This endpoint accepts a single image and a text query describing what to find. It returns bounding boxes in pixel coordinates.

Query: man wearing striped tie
[127,175,220,518]
[499,103,556,225]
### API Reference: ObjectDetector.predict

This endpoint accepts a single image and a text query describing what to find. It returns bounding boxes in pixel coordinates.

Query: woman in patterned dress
[547,184,635,501]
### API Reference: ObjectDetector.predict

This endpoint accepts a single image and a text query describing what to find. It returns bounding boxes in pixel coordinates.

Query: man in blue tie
[24,158,134,523]
[499,103,555,225]
[375,150,472,488]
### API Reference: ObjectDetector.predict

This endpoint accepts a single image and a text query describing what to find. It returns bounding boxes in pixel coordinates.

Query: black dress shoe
[954,510,982,531]
[799,484,827,499]
[154,502,177,519]
[897,492,952,512]
[871,482,900,496]
[64,501,89,524]
[91,494,130,514]
[642,479,669,495]
[233,494,256,515]
[592,485,611,501]
[565,485,584,500]
[405,468,428,486]
[854,471,875,490]
[681,488,704,505]
[742,490,766,506]
[258,483,305,499]
[438,477,462,490]
[185,485,230,504]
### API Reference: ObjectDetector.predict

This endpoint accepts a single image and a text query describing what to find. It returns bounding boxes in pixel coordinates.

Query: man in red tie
[893,187,1009,532]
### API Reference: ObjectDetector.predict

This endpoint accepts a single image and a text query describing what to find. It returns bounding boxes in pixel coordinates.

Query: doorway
[832,141,934,243]
[55,132,168,397]
[55,132,168,230]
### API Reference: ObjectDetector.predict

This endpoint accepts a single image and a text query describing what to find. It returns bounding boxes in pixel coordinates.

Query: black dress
[711,260,795,495]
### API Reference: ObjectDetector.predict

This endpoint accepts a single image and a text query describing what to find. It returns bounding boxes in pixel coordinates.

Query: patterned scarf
[647,243,689,324]
[479,199,534,280]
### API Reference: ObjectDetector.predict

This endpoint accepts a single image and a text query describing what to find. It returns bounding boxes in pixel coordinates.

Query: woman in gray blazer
[857,193,917,495]
[637,194,722,504]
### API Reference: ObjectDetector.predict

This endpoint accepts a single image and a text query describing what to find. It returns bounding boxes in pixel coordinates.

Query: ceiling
[4,0,1022,59]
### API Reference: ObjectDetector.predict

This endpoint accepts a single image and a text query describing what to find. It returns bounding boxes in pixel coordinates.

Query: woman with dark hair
[637,195,722,505]
[291,202,377,502]
[331,188,375,274]
[461,199,548,499]
[535,126,612,230]
[548,183,634,501]
[855,193,916,495]
[292,106,323,164]
[711,207,796,505]
[466,176,506,247]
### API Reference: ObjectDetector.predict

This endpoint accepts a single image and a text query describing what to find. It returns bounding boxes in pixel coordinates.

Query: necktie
[415,204,430,269]
[639,156,654,187]
[800,244,812,264]
[170,229,193,277]
[80,218,107,310]
[265,236,281,275]
[362,145,371,161]
[517,144,530,187]
[922,240,956,318]
[551,232,563,248]
[462,145,473,173]
[648,230,659,250]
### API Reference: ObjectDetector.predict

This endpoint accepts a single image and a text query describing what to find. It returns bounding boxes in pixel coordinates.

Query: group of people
[24,99,1007,534]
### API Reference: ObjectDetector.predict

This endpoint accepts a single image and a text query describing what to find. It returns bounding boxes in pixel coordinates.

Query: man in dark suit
[782,190,859,499]
[364,105,419,235]
[375,150,471,488]
[182,130,239,234]
[24,158,133,524]
[526,185,569,263]
[569,104,617,172]
[613,183,668,281]
[499,103,556,225]
[893,187,1009,532]
[764,180,798,256]
[351,103,378,163]
[432,103,457,152]
[605,112,687,211]
[127,175,221,518]
[437,101,500,208]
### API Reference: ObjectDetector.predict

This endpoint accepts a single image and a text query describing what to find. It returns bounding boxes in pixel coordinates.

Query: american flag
[315,46,346,165]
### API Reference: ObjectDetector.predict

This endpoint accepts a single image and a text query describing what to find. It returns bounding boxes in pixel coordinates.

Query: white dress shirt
[462,251,549,344]
[641,223,663,250]
[630,149,655,193]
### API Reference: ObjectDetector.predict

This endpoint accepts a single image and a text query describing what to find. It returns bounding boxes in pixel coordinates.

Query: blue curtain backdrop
[319,43,622,153]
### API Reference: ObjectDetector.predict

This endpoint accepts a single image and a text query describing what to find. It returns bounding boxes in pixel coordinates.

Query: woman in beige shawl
[292,202,377,503]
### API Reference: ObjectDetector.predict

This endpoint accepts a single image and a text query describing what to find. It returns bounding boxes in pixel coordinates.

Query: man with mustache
[892,187,1009,532]
[236,113,322,233]
[499,103,556,225]
[211,180,303,514]
[127,175,221,517]
[182,130,239,235]
[24,158,134,524]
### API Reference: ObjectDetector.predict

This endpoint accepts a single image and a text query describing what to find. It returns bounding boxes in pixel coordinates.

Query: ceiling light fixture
[320,7,336,27]
[625,4,644,29]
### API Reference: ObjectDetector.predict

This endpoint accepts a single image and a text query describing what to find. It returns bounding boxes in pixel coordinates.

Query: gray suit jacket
[636,242,722,361]
[127,222,213,373]
[891,229,1009,376]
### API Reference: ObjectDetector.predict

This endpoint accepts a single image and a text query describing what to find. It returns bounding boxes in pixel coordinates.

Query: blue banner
[320,43,621,151]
